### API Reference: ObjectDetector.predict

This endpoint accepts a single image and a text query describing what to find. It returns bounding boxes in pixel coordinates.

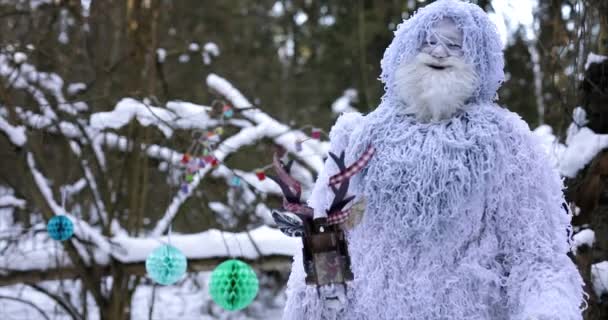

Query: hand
[319,283,347,311]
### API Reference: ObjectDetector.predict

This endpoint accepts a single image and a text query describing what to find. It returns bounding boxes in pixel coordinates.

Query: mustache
[415,53,470,69]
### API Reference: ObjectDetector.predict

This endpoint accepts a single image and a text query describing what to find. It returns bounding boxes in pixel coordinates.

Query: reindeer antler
[329,146,375,187]
[326,146,375,225]
[268,153,313,218]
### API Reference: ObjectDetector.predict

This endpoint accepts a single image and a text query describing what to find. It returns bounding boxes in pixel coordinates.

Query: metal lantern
[269,146,374,291]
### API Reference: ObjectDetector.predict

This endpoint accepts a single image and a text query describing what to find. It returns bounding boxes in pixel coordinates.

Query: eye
[447,43,461,49]
[428,40,438,46]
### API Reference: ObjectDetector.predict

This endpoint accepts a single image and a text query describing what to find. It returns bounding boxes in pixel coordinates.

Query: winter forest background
[0,0,607,319]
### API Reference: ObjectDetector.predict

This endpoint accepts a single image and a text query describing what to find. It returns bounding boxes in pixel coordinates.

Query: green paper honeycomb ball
[145,244,187,285]
[47,216,74,241]
[209,259,259,311]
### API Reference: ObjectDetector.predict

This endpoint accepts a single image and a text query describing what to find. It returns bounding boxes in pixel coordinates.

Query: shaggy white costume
[282,1,584,319]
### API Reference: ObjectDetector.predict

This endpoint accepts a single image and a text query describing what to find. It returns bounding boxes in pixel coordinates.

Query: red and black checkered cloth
[327,209,351,225]
[329,145,375,187]
[326,145,374,225]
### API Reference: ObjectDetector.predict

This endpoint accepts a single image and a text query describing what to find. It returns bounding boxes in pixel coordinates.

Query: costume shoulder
[470,104,541,151]
[328,112,364,150]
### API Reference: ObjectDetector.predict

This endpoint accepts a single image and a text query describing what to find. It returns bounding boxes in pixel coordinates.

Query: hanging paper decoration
[181,153,191,164]
[186,160,199,173]
[180,183,189,193]
[311,128,322,139]
[210,157,219,167]
[209,259,259,311]
[255,169,266,181]
[47,215,74,241]
[230,176,241,187]
[185,173,194,182]
[145,244,188,285]
[223,105,234,118]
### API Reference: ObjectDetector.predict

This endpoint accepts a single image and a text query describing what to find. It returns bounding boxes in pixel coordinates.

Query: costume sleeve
[308,112,364,219]
[491,113,585,320]
[281,112,363,320]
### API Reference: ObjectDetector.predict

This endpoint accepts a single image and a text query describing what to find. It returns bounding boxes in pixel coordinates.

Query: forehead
[429,18,462,42]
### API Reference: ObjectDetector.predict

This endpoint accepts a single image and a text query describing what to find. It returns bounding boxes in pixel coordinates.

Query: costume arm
[282,112,363,320]
[493,116,584,320]
[308,112,364,219]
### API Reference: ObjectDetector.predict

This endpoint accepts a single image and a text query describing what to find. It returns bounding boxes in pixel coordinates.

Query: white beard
[394,52,479,122]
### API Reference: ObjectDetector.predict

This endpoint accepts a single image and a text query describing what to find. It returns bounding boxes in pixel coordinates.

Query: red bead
[311,128,321,139]
[181,154,190,164]
[255,170,266,181]
[210,158,219,167]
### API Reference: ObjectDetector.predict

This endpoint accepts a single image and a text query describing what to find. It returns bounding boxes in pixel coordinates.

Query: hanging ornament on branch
[145,243,188,285]
[47,215,74,241]
[48,189,74,241]
[209,259,259,311]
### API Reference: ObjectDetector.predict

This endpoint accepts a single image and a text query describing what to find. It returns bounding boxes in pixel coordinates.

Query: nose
[430,44,448,59]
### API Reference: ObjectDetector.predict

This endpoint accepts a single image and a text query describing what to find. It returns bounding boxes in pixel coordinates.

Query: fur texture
[395,52,478,121]
[282,1,584,319]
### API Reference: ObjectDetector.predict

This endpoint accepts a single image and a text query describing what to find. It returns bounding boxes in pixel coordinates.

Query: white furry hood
[381,0,504,103]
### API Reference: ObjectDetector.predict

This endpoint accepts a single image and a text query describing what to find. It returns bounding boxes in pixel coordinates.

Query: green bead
[209,259,259,311]
[145,244,187,285]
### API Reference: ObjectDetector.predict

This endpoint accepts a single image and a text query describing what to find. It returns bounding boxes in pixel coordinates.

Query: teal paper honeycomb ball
[145,244,187,285]
[47,216,74,241]
[209,259,259,311]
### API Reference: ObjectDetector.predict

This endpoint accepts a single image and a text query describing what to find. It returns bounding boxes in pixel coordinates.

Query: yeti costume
[281,1,584,319]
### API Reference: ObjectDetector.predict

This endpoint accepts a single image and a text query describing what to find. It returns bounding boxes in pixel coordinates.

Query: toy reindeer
[269,146,374,295]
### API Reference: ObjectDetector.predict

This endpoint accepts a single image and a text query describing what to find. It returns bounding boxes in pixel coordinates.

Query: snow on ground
[0,273,286,320]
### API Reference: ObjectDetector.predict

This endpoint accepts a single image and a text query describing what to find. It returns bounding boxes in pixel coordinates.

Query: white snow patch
[188,42,200,52]
[560,127,608,178]
[90,98,174,137]
[202,42,220,65]
[67,82,87,95]
[156,48,167,63]
[178,53,190,63]
[270,1,285,17]
[585,52,607,70]
[294,10,308,25]
[591,261,608,298]
[0,117,27,146]
[209,202,232,217]
[0,194,26,208]
[204,42,220,56]
[13,52,27,64]
[331,88,358,114]
[571,229,594,255]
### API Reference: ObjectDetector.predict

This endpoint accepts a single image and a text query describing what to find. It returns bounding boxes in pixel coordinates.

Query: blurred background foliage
[1,0,608,318]
[1,0,607,244]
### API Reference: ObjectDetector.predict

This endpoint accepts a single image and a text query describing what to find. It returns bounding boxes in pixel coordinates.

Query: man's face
[393,17,478,122]
[419,18,464,68]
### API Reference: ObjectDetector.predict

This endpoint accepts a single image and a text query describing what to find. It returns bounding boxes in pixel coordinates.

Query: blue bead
[145,244,187,285]
[47,216,74,241]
